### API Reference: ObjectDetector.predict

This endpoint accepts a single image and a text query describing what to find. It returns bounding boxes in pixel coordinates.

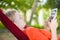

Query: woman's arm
[0,9,29,40]
[44,18,58,40]
[48,19,58,40]
[51,29,57,40]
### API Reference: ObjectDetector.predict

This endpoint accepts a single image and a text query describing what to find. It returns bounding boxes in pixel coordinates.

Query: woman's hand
[48,18,58,30]
[44,18,58,30]
[50,19,58,40]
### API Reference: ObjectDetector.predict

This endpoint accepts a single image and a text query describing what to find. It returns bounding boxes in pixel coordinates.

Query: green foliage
[31,24,44,29]
[0,0,60,34]
[0,0,34,12]
[44,0,60,9]
[57,10,60,33]
[0,22,6,29]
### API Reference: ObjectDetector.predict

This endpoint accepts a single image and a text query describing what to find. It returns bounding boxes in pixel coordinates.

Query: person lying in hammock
[0,9,60,40]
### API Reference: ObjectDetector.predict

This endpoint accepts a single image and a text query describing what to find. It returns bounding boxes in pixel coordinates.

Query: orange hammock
[0,9,60,40]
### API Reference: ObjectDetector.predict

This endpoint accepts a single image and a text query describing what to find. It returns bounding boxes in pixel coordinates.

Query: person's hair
[5,9,26,30]
[5,10,16,22]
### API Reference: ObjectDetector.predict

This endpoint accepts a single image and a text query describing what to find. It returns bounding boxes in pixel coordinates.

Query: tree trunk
[28,0,38,26]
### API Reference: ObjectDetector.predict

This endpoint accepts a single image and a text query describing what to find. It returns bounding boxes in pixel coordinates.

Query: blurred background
[0,0,60,40]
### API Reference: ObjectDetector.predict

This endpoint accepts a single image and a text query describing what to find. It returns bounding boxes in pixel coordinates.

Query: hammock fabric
[24,27,60,40]
[0,9,29,40]
[58,37,60,40]
[24,27,51,40]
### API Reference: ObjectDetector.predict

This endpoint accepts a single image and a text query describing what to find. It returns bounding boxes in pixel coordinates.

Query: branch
[28,0,38,26]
